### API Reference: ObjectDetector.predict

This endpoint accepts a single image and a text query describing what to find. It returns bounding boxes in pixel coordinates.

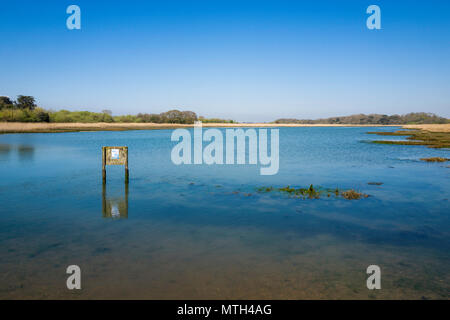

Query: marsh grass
[367,129,450,149]
[0,122,194,134]
[0,122,410,134]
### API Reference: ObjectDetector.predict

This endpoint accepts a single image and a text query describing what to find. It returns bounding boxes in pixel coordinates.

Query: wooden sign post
[102,146,129,183]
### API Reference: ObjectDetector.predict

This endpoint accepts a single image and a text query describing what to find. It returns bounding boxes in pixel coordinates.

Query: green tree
[0,96,14,108]
[16,95,37,110]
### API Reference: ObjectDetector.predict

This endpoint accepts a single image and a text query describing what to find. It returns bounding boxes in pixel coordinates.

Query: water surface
[0,127,449,299]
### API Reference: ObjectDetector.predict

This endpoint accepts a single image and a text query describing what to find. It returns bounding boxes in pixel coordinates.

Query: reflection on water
[17,145,34,161]
[102,183,128,219]
[0,143,34,161]
[0,144,13,159]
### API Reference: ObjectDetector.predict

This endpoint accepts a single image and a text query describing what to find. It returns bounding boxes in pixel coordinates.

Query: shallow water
[0,127,449,299]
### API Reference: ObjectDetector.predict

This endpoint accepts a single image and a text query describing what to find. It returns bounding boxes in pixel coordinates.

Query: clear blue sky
[1,0,449,121]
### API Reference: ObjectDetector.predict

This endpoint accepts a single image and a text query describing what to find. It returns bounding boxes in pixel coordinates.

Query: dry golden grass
[0,122,399,133]
[402,124,450,133]
[202,123,397,128]
[1,122,448,134]
[0,122,192,133]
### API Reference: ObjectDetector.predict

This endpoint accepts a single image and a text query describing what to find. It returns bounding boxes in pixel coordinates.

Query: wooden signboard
[102,146,129,183]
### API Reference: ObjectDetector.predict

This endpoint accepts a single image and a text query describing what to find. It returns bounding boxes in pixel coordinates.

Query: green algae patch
[255,185,368,200]
[278,184,321,199]
[341,189,369,200]
[256,186,275,193]
[367,130,450,149]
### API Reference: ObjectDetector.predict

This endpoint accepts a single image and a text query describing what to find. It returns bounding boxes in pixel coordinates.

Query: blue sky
[1,0,449,121]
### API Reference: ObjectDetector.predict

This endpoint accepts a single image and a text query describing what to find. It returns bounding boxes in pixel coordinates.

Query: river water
[0,127,448,299]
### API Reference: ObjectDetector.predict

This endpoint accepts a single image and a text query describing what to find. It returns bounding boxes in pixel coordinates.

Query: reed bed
[0,122,403,134]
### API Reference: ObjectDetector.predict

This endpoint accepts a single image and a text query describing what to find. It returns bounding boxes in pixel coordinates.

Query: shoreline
[0,122,410,134]
[0,122,448,134]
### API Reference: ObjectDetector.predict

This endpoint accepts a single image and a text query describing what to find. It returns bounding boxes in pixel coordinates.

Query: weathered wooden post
[102,146,129,184]
[125,149,129,184]
[102,147,107,184]
[102,181,106,213]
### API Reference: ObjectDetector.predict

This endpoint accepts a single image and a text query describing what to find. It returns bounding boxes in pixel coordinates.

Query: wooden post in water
[102,146,129,184]
[102,147,107,184]
[125,146,129,184]
[102,181,106,214]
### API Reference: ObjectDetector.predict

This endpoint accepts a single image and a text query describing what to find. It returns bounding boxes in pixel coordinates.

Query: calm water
[0,127,449,299]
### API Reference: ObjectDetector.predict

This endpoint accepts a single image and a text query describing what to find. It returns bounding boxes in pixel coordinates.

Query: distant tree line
[116,110,199,124]
[274,113,449,125]
[198,116,235,124]
[0,95,50,122]
[49,109,114,123]
[0,95,234,124]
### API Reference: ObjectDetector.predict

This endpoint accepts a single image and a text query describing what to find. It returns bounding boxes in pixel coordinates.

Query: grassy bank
[0,122,195,134]
[367,124,450,149]
[1,122,449,137]
[0,122,400,134]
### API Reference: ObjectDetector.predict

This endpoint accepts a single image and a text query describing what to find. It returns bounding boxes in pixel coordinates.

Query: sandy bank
[402,124,450,133]
[0,122,400,134]
[0,122,448,134]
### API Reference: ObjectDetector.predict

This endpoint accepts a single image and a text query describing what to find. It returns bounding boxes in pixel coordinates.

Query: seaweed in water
[420,157,449,162]
[255,185,369,200]
[341,189,369,200]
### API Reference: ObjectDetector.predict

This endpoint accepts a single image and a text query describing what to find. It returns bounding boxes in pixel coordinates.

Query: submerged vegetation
[368,130,450,149]
[255,184,368,200]
[341,189,368,200]
[420,157,449,162]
